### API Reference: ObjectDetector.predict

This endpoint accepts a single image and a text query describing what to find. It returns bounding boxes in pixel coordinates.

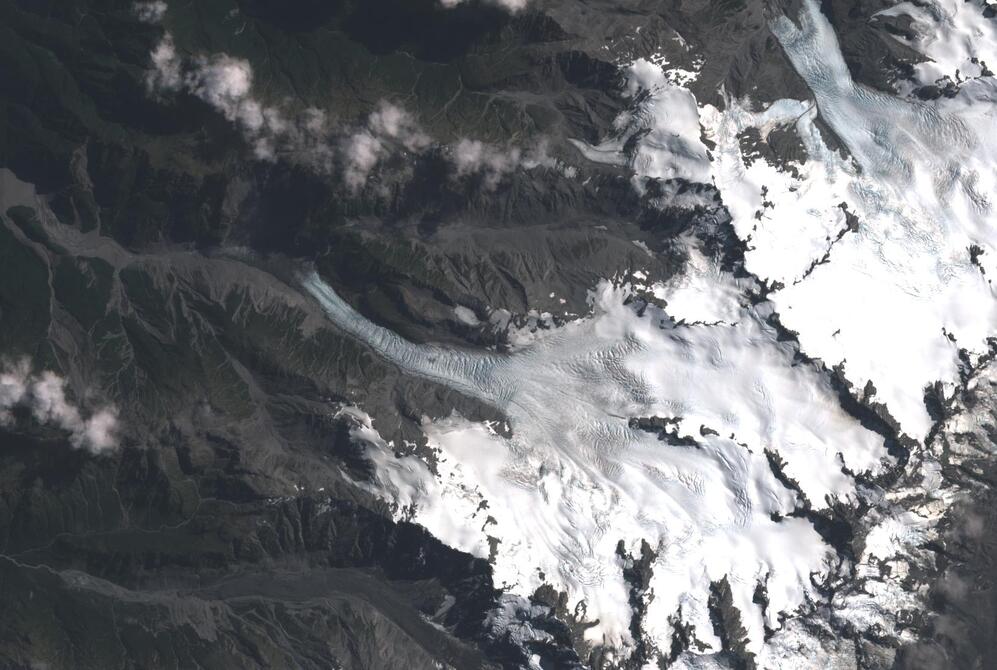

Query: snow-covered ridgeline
[302,0,997,662]
[645,241,748,325]
[702,98,854,286]
[750,0,997,438]
[576,0,997,439]
[569,58,712,187]
[304,270,887,658]
[875,0,997,91]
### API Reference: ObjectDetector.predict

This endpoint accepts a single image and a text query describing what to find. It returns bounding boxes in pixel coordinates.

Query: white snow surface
[876,0,997,90]
[571,58,712,185]
[579,0,997,439]
[700,0,997,438]
[297,0,997,663]
[306,271,887,658]
[648,241,748,325]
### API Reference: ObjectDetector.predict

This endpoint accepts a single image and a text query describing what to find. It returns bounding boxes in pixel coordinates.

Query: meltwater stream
[303,271,886,655]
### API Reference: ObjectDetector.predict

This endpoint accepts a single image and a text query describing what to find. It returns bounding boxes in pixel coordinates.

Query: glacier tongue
[300,0,997,662]
[701,0,997,438]
[304,270,886,658]
[584,0,997,439]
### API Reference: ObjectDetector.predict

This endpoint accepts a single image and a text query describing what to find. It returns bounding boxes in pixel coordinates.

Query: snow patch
[571,58,712,186]
[649,241,747,325]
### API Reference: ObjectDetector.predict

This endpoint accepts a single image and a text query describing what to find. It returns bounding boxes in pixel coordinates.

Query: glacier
[301,0,997,664]
[304,268,887,658]
[753,0,997,439]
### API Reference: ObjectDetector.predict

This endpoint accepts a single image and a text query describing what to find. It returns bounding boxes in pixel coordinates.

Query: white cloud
[133,1,168,24]
[146,38,432,186]
[341,131,385,192]
[145,37,556,191]
[367,101,430,152]
[439,0,529,11]
[145,34,182,92]
[453,139,521,187]
[0,360,29,414]
[182,53,291,162]
[0,360,119,453]
[452,138,557,188]
[147,36,313,161]
[340,102,433,191]
[82,409,119,452]
[187,55,254,115]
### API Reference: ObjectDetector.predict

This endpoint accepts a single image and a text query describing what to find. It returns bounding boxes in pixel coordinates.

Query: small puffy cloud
[146,34,182,92]
[145,38,557,191]
[0,361,119,453]
[368,101,430,152]
[147,35,257,117]
[454,139,518,174]
[184,53,288,158]
[340,102,433,191]
[29,370,83,429]
[453,139,520,188]
[146,36,428,186]
[133,1,168,24]
[148,36,471,191]
[440,0,529,11]
[188,55,254,113]
[452,138,556,188]
[0,361,30,414]
[146,37,295,160]
[82,409,119,452]
[342,131,385,192]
